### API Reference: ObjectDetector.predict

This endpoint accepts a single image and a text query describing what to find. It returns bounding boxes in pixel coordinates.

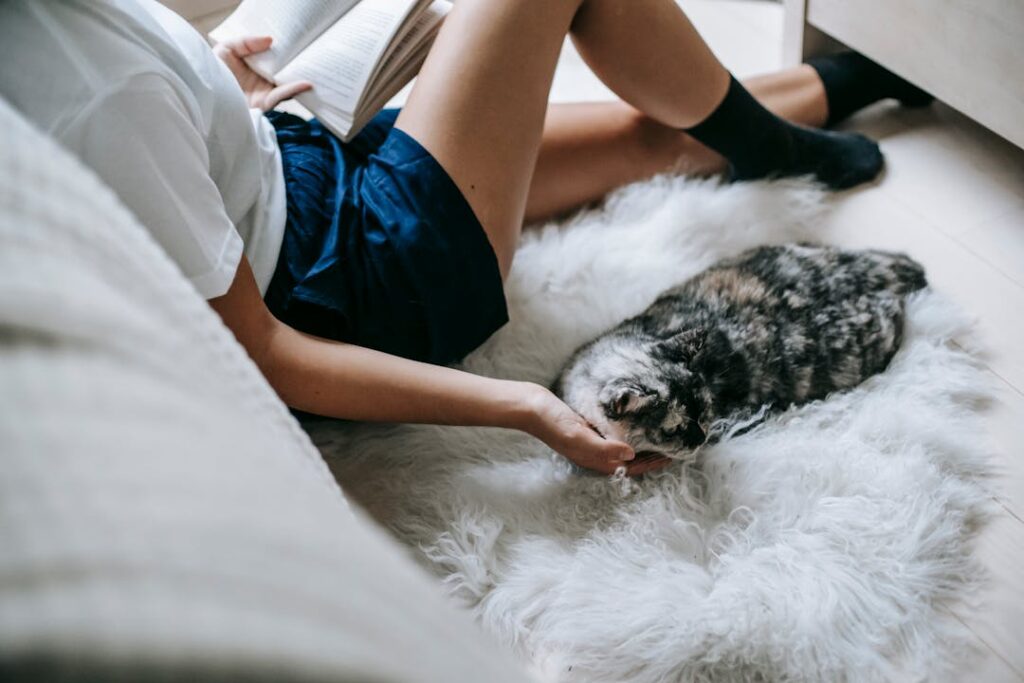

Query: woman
[0,0,928,475]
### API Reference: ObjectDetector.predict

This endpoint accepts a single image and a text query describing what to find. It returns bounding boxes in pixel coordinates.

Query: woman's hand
[515,384,672,476]
[210,261,669,477]
[213,36,312,112]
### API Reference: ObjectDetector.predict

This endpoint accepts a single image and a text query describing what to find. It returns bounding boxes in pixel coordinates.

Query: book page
[276,0,419,116]
[208,0,359,77]
[372,0,449,95]
[352,41,433,135]
[297,99,353,142]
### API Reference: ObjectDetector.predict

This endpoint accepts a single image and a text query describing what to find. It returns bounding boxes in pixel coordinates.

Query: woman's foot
[685,75,883,190]
[733,123,884,190]
[806,51,935,127]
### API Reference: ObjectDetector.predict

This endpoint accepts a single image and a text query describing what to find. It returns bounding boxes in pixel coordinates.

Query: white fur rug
[310,176,994,682]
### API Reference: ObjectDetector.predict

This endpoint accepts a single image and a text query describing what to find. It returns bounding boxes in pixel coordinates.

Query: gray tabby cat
[553,244,927,461]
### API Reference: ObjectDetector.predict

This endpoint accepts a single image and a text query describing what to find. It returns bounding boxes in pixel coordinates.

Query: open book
[210,0,451,141]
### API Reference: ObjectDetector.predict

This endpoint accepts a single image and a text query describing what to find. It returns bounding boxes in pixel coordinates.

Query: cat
[553,244,927,462]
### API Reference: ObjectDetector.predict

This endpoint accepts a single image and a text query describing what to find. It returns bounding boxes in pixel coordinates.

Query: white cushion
[0,97,530,683]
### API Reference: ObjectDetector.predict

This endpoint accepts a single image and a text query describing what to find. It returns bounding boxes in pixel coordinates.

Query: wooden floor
[188,0,1024,677]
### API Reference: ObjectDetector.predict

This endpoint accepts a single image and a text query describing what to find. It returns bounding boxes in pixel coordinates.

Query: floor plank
[954,202,1024,289]
[944,624,1024,683]
[984,377,1024,520]
[875,105,1024,236]
[949,511,1024,680]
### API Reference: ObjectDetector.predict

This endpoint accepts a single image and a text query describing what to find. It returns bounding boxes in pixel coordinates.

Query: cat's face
[554,329,709,461]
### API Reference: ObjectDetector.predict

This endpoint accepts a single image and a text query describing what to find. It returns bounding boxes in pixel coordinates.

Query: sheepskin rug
[310,176,994,682]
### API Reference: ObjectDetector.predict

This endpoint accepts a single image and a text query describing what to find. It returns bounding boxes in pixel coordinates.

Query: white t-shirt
[0,0,287,299]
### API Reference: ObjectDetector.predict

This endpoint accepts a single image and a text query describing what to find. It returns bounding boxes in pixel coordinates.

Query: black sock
[685,75,883,190]
[806,51,934,127]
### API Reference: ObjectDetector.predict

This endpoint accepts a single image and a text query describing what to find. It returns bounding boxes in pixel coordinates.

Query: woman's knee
[463,0,584,23]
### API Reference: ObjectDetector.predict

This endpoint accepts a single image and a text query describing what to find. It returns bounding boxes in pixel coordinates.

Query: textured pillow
[0,97,530,683]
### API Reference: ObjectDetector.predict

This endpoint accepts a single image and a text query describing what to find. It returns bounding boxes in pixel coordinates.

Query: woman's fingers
[623,454,674,476]
[565,422,678,476]
[267,80,314,108]
[224,35,274,57]
[563,422,634,471]
[584,427,634,462]
[520,384,674,477]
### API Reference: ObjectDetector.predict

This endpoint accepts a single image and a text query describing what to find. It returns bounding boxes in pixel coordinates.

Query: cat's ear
[601,384,653,417]
[655,327,707,364]
[697,409,714,438]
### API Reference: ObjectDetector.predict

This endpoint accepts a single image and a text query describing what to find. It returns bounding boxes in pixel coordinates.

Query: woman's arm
[210,260,652,475]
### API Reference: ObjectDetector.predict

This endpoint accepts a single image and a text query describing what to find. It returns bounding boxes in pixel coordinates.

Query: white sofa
[0,97,532,682]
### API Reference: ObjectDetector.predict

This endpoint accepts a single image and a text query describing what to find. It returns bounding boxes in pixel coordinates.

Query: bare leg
[524,102,685,223]
[397,0,743,278]
[398,0,863,277]
[569,0,731,129]
[396,0,583,278]
[744,65,829,127]
[569,0,881,190]
[526,65,829,222]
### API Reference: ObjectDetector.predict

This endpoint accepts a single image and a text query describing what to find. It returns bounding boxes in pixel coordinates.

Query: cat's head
[553,328,711,461]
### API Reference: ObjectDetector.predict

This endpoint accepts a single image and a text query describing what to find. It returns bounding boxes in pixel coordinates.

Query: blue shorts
[264,109,508,365]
